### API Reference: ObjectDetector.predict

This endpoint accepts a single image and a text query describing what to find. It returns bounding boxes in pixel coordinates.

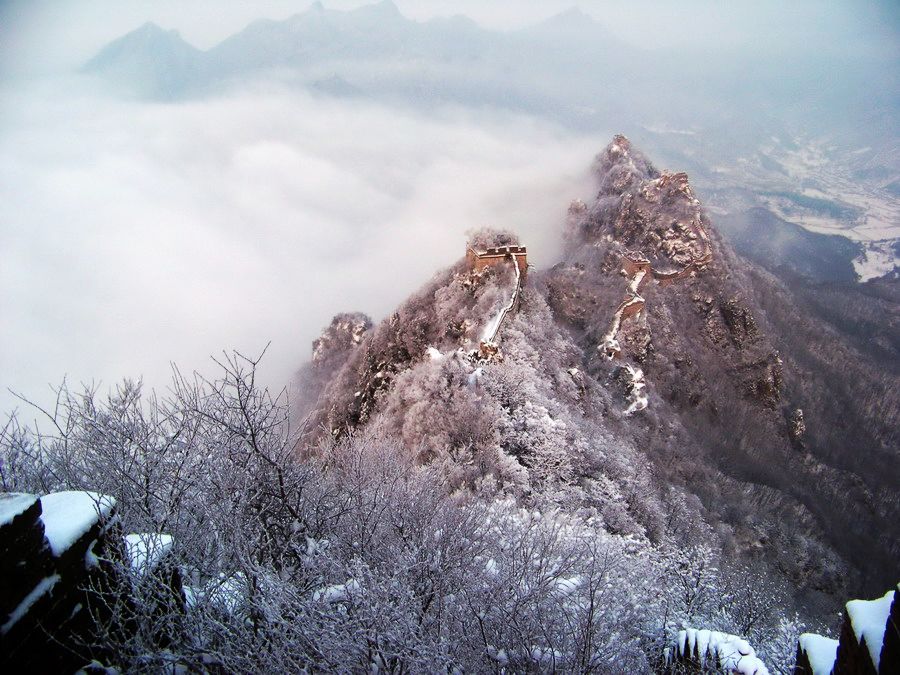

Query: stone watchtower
[466,244,528,281]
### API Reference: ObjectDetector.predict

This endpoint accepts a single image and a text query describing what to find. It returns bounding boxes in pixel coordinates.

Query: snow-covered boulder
[0,490,119,671]
[795,633,838,675]
[834,587,898,675]
[673,627,769,674]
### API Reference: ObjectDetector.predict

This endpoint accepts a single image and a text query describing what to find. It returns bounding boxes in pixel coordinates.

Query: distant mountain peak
[124,21,187,43]
[539,6,597,29]
[83,20,201,97]
[555,7,594,23]
[353,0,402,19]
[86,20,193,58]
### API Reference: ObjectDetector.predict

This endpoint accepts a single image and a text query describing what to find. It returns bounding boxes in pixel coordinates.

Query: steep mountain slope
[83,22,203,98]
[296,138,899,617]
[547,138,899,599]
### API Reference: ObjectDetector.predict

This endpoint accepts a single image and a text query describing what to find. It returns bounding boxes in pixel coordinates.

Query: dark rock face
[0,495,52,625]
[1,493,122,671]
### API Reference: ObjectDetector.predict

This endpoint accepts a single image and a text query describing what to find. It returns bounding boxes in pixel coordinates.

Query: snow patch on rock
[677,628,770,675]
[798,633,838,675]
[314,579,360,603]
[0,493,37,526]
[124,533,175,575]
[846,589,895,671]
[40,491,116,556]
[1,574,60,635]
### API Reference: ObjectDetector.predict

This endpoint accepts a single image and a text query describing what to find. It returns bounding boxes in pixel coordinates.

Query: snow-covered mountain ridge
[296,137,899,616]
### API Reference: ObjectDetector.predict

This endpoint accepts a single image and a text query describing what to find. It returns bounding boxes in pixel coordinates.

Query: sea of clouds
[0,74,600,414]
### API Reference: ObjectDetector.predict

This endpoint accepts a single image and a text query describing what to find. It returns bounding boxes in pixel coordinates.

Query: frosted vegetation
[0,352,804,672]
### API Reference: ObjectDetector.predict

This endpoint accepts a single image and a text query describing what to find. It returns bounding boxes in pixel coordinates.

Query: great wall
[466,244,528,360]
[594,169,715,415]
[598,174,713,361]
[462,197,713,415]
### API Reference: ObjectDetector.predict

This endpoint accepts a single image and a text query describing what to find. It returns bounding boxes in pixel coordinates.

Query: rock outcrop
[556,135,780,419]
[794,585,899,675]
[311,312,372,368]
[0,492,183,671]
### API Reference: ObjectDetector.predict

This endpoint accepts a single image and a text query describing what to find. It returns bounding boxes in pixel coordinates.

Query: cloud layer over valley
[0,77,597,412]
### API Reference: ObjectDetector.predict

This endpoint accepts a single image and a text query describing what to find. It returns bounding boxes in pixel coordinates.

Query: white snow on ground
[124,533,175,575]
[40,491,116,556]
[798,633,839,675]
[481,256,522,344]
[182,585,198,609]
[486,646,509,665]
[643,124,697,136]
[622,364,648,415]
[425,346,444,361]
[846,589,895,671]
[853,240,898,282]
[0,493,37,525]
[0,574,60,635]
[529,646,563,665]
[678,628,770,675]
[314,579,360,603]
[628,269,646,293]
[598,335,621,359]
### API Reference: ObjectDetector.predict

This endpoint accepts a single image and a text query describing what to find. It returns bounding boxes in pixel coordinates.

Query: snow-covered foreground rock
[0,491,121,670]
[672,628,770,674]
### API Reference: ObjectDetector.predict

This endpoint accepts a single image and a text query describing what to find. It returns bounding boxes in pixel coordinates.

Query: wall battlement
[466,245,528,280]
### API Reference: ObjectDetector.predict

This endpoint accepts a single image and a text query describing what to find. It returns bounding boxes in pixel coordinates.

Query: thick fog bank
[0,77,597,413]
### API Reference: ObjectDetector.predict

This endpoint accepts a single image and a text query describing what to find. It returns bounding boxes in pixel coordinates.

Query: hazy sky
[0,0,897,415]
[1,0,897,79]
